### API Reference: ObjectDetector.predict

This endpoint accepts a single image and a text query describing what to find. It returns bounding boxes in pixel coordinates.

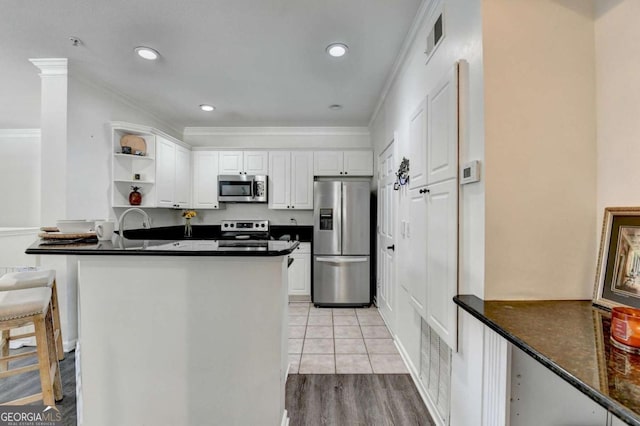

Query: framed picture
[594,207,640,309]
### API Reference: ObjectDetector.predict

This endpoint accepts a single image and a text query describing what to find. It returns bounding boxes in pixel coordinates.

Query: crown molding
[72,72,183,138]
[0,129,41,138]
[368,0,437,128]
[29,58,68,76]
[183,126,369,137]
[110,121,191,148]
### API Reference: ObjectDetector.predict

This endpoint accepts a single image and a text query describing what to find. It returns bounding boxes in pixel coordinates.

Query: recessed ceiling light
[329,104,343,111]
[200,104,215,112]
[134,46,159,61]
[326,43,348,58]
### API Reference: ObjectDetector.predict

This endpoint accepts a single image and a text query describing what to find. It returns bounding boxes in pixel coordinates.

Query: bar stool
[0,270,63,361]
[0,287,62,406]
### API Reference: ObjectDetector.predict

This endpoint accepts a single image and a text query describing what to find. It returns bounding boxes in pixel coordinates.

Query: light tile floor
[288,303,408,375]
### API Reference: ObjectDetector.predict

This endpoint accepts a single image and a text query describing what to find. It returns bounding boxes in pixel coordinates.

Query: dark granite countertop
[454,295,640,426]
[120,225,313,242]
[26,237,299,257]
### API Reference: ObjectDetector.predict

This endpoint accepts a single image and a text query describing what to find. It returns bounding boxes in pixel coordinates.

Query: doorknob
[386,244,395,251]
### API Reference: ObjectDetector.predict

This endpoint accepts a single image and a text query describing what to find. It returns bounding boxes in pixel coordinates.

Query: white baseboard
[395,336,446,426]
[63,338,77,353]
[281,409,289,426]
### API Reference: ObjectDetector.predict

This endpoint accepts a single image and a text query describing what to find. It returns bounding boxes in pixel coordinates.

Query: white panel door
[155,136,176,208]
[192,151,220,209]
[344,151,374,176]
[290,151,313,209]
[377,143,396,331]
[268,151,290,210]
[427,64,458,185]
[219,151,244,175]
[174,145,191,208]
[425,178,458,350]
[314,151,344,176]
[244,151,269,175]
[407,188,427,316]
[408,98,428,189]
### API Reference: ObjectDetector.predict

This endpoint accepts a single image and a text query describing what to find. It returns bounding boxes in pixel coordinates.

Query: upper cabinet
[219,151,268,175]
[427,66,458,185]
[313,151,373,176]
[269,151,313,210]
[156,136,191,209]
[192,151,220,209]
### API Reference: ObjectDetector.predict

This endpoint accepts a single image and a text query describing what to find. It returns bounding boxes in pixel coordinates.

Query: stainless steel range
[219,220,269,241]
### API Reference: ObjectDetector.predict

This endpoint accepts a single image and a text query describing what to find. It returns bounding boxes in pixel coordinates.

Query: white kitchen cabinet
[156,136,191,209]
[425,178,458,351]
[427,65,458,185]
[343,151,374,176]
[219,151,268,175]
[313,151,373,176]
[174,145,191,207]
[288,242,311,296]
[192,151,220,209]
[408,98,428,190]
[156,136,176,208]
[268,151,313,210]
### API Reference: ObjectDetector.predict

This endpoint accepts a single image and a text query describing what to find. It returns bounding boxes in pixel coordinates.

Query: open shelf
[114,153,154,160]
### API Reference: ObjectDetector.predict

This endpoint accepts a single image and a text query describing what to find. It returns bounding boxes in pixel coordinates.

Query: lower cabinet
[288,242,311,297]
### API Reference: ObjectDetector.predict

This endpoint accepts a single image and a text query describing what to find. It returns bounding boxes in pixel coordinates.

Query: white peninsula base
[76,255,289,426]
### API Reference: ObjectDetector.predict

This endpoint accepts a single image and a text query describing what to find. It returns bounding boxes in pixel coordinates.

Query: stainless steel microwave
[218,175,268,203]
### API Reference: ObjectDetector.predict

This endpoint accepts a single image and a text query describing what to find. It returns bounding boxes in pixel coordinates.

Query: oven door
[218,175,255,202]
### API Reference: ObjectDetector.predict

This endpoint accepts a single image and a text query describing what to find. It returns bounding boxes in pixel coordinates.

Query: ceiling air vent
[425,13,444,63]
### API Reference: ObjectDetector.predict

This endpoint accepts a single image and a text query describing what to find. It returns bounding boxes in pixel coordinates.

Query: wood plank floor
[1,350,434,426]
[0,347,77,426]
[286,374,435,426]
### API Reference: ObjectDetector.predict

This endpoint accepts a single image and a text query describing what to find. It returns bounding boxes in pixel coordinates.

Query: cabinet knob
[344,171,348,175]
[339,171,343,175]
[291,206,295,209]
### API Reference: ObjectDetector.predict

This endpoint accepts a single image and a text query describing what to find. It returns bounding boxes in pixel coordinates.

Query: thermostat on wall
[461,160,480,185]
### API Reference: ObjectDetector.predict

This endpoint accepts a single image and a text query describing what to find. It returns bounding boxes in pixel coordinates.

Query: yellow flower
[182,210,197,219]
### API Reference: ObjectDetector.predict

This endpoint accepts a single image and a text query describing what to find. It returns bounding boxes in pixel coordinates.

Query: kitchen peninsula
[27,235,299,426]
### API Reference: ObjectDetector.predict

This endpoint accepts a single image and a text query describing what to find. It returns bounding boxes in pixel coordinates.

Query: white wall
[595,0,640,230]
[368,0,486,424]
[67,75,184,227]
[0,130,41,226]
[482,0,597,301]
[185,127,370,149]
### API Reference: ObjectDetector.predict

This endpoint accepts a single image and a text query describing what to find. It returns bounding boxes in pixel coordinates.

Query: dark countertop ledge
[454,295,640,426]
[26,237,299,257]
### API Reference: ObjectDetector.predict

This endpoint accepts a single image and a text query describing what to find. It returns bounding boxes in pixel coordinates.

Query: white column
[29,58,77,351]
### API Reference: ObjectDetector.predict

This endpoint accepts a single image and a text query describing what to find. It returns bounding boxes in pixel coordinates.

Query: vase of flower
[182,210,196,237]
[129,186,142,206]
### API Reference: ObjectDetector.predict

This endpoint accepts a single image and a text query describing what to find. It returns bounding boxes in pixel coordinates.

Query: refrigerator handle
[316,257,368,263]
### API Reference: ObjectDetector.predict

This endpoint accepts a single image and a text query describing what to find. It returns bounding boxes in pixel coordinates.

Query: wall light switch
[461,160,481,185]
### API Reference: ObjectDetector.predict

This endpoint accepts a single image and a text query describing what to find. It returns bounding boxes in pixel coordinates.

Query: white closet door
[425,178,458,350]
[427,64,458,185]
[408,99,428,189]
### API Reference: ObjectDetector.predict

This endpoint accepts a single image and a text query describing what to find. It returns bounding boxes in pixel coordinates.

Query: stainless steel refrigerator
[313,181,370,306]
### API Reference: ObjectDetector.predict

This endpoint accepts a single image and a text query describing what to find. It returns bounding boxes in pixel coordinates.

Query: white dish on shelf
[56,220,94,233]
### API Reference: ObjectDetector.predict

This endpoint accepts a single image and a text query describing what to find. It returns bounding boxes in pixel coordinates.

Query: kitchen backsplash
[117,204,313,229]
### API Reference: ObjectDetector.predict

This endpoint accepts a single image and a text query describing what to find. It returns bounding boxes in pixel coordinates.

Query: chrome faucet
[117,208,151,247]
